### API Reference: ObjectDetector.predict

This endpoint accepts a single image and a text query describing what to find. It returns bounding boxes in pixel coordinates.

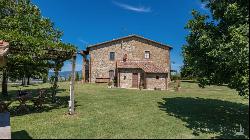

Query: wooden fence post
[69,53,76,115]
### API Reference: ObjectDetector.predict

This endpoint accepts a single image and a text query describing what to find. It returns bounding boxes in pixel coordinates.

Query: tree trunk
[21,77,24,85]
[23,76,27,86]
[52,66,59,103]
[27,76,30,85]
[2,68,8,96]
[69,54,76,115]
[42,75,47,83]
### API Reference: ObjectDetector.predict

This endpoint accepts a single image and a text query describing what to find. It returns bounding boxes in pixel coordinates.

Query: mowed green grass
[5,81,249,139]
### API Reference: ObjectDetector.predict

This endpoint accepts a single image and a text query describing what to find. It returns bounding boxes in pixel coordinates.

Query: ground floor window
[156,75,159,79]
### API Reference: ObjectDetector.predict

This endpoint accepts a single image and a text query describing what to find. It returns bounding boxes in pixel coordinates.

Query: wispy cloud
[113,1,151,13]
[78,39,89,45]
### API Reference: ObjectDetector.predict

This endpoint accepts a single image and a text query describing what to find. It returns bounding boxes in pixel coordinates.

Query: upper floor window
[145,51,150,59]
[110,52,115,61]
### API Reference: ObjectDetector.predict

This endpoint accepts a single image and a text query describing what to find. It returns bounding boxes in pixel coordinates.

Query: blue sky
[32,0,209,72]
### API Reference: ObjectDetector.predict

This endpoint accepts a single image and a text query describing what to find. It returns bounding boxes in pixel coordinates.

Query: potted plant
[175,80,181,92]
[0,101,12,139]
[108,81,113,88]
[112,79,116,88]
[139,82,143,91]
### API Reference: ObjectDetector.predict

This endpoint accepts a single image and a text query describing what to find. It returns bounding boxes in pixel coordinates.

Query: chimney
[123,54,127,62]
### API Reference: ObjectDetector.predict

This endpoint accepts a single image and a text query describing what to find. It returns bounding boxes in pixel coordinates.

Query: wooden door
[132,73,138,88]
[109,70,114,80]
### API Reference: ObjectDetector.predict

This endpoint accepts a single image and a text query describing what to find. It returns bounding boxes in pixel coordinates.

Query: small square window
[145,51,150,59]
[110,52,115,60]
[156,76,159,79]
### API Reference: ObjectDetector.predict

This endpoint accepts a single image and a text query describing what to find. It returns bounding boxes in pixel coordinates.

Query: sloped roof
[0,40,9,56]
[117,60,168,73]
[86,34,172,50]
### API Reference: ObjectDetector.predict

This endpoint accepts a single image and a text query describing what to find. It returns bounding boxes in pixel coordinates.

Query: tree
[0,0,76,97]
[68,75,71,81]
[75,72,80,81]
[42,73,48,83]
[180,65,195,80]
[182,0,249,97]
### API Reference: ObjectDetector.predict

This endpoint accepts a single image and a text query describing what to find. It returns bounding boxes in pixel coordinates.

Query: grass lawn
[2,81,249,139]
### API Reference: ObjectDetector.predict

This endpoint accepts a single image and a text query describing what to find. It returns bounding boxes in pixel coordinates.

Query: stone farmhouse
[81,35,172,90]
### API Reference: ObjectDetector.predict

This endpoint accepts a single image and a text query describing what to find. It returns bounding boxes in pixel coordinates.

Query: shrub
[108,81,113,86]
[171,75,181,81]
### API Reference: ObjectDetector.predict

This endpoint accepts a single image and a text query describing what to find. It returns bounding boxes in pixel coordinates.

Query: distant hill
[49,71,82,79]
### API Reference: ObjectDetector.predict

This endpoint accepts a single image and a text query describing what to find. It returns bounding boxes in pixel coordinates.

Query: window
[110,52,115,60]
[156,76,159,80]
[145,51,150,59]
[124,76,126,80]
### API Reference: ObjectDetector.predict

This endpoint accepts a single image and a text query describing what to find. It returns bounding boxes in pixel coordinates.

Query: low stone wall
[146,73,167,90]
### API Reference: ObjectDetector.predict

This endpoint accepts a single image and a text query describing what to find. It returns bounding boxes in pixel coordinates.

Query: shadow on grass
[1,88,80,117]
[180,80,198,83]
[180,80,228,87]
[12,130,32,139]
[10,84,39,87]
[1,88,66,101]
[158,97,249,139]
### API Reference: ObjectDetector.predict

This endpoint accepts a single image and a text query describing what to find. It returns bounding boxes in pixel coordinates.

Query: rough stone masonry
[83,35,172,90]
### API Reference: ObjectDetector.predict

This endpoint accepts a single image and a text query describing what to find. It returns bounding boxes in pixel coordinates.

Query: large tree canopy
[182,0,249,97]
[0,0,76,96]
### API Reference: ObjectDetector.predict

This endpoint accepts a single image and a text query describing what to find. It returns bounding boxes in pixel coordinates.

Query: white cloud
[113,1,151,13]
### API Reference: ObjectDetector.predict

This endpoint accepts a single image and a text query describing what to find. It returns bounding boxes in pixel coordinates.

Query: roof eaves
[86,34,173,50]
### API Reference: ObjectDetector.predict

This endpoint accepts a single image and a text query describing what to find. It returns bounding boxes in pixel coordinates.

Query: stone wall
[146,73,167,90]
[118,68,143,89]
[89,36,171,83]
